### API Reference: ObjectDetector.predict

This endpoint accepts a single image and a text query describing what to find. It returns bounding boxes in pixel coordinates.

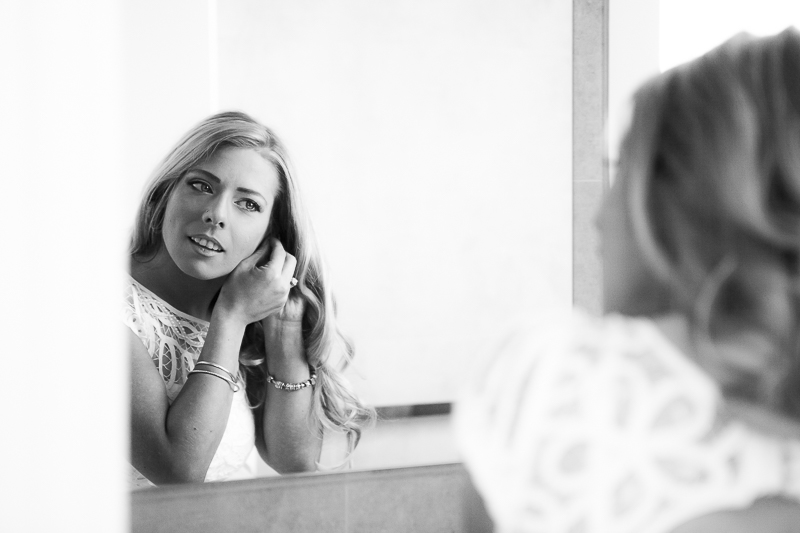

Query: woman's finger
[240,237,272,270]
[262,238,286,273]
[281,253,298,282]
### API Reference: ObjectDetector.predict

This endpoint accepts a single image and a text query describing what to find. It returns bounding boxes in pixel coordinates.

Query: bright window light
[660,0,800,71]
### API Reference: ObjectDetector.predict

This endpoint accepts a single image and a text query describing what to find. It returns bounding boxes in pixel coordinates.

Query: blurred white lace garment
[454,310,800,533]
[123,276,257,488]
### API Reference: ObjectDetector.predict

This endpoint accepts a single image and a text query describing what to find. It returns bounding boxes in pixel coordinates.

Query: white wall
[1,1,126,531]
[120,0,216,230]
[118,1,575,407]
[216,0,574,406]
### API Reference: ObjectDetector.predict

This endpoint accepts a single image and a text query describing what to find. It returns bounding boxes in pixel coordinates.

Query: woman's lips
[188,235,224,254]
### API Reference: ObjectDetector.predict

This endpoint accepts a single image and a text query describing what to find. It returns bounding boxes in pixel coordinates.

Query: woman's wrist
[263,320,309,380]
[211,295,255,329]
[208,307,248,346]
[262,306,304,339]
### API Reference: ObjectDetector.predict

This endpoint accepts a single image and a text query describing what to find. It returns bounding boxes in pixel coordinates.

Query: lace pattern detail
[124,279,209,402]
[455,311,800,533]
[124,276,256,484]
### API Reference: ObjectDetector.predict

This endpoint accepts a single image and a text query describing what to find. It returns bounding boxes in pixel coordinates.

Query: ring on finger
[289,277,298,288]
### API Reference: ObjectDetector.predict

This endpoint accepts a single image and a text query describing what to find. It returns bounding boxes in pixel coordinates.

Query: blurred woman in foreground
[456,28,800,533]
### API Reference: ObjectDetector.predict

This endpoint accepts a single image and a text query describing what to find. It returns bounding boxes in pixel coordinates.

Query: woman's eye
[237,199,262,212]
[189,181,212,193]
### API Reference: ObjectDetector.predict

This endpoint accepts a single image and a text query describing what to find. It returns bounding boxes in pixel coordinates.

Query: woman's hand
[215,238,298,326]
[266,294,305,324]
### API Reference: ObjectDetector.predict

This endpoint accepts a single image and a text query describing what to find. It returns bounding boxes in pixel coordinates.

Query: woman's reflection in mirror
[125,111,375,487]
[456,28,800,533]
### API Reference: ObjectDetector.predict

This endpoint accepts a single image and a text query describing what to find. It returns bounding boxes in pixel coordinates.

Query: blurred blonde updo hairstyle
[131,111,375,454]
[615,28,800,416]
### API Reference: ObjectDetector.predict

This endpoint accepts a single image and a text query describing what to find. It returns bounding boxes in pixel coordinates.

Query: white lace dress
[454,310,800,533]
[124,276,258,488]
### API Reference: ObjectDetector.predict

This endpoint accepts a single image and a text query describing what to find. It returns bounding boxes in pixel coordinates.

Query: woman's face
[596,169,657,315]
[597,159,674,316]
[596,175,633,313]
[161,146,280,280]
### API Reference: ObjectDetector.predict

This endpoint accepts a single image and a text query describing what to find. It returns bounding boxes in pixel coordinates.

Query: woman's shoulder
[454,309,739,533]
[464,310,712,394]
[123,274,147,332]
[123,274,209,358]
[124,274,209,328]
[457,309,719,425]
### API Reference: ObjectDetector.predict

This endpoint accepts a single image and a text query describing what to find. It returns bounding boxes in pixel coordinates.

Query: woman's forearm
[135,312,246,484]
[261,319,322,473]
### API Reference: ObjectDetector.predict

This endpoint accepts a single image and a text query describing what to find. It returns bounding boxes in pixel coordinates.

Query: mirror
[121,0,593,483]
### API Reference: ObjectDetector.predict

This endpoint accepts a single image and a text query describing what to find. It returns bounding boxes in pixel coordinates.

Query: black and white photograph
[3,1,800,531]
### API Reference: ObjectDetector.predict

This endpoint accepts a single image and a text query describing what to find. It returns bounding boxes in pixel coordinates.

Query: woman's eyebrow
[187,169,221,184]
[236,187,266,202]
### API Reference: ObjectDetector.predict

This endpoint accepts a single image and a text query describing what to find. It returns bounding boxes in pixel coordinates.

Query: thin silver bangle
[194,361,239,383]
[188,369,241,392]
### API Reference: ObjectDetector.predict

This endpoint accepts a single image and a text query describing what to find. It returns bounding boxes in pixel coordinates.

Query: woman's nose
[202,201,226,228]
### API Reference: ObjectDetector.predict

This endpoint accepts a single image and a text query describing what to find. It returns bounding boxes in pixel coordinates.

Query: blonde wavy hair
[615,28,800,416]
[131,111,375,453]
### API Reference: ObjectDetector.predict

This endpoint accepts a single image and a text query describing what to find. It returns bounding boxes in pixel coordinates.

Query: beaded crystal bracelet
[266,367,317,392]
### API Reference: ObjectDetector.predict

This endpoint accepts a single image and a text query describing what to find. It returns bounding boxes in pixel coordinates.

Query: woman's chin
[176,260,232,282]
